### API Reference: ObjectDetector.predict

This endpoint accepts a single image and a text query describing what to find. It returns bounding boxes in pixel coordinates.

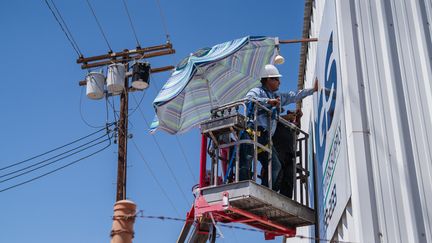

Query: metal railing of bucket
[200,98,312,207]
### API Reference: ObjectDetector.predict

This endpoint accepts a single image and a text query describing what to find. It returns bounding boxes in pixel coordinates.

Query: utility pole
[117,61,129,201]
[77,43,175,243]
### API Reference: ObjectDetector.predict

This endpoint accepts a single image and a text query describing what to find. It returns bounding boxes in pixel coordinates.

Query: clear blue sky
[0,1,306,242]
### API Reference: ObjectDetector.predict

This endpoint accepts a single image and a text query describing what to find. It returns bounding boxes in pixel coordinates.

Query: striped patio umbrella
[152,36,279,134]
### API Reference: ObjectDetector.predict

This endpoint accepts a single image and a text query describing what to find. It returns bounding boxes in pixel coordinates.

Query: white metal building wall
[295,0,432,242]
[349,0,432,242]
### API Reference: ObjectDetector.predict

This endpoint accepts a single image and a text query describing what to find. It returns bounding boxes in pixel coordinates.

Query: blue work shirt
[246,86,314,136]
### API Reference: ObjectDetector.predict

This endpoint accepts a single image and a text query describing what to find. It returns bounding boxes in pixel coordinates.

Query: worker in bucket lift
[239,64,318,193]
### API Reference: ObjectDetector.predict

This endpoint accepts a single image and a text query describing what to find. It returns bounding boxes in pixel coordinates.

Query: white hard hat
[261,64,282,78]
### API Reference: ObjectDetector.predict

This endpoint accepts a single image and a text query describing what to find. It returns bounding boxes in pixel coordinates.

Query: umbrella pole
[199,134,207,188]
[279,38,318,44]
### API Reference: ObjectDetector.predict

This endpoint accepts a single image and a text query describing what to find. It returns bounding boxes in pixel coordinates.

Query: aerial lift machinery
[177,99,317,242]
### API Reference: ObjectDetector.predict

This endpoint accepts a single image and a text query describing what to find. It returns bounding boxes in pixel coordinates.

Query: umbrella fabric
[152,36,278,134]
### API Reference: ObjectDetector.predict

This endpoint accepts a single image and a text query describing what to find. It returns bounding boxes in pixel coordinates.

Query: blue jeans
[259,146,282,191]
[239,132,253,181]
[239,132,282,191]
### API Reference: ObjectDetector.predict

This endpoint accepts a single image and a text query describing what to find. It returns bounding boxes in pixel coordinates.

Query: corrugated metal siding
[354,0,432,242]
[298,0,432,242]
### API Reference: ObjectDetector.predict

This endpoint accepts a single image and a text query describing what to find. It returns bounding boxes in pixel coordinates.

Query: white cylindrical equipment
[86,72,105,100]
[107,63,126,94]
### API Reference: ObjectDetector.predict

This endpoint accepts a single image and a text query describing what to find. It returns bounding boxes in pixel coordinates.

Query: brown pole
[75,43,175,243]
[116,62,129,202]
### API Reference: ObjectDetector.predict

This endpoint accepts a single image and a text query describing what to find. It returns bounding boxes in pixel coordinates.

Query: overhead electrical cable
[149,79,198,182]
[174,136,198,181]
[95,88,119,130]
[80,78,111,128]
[44,0,82,56]
[130,139,182,217]
[109,100,119,127]
[154,0,170,42]
[141,14,198,183]
[121,113,190,207]
[0,137,110,184]
[120,0,141,48]
[131,96,192,206]
[0,123,114,171]
[85,0,113,52]
[105,93,110,125]
[142,125,191,206]
[109,94,120,122]
[133,213,360,243]
[80,87,110,128]
[0,133,112,193]
[128,89,147,117]
[49,0,83,56]
[0,133,109,181]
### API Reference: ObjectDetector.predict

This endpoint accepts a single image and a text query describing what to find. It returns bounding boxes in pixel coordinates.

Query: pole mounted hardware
[76,42,176,202]
[76,43,175,70]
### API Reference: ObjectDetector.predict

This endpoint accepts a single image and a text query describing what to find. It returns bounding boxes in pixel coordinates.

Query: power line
[104,93,111,125]
[132,213,271,235]
[43,0,82,56]
[0,124,113,171]
[0,133,109,182]
[154,0,170,42]
[49,0,82,55]
[133,212,360,243]
[108,95,120,126]
[138,49,198,210]
[104,81,187,212]
[95,85,119,129]
[79,74,112,127]
[128,91,147,117]
[108,96,182,213]
[145,126,192,206]
[121,0,141,48]
[79,87,110,128]
[146,45,199,185]
[174,135,198,181]
[149,76,198,182]
[0,134,112,193]
[85,0,113,52]
[130,139,182,217]
[131,95,191,207]
[103,94,121,145]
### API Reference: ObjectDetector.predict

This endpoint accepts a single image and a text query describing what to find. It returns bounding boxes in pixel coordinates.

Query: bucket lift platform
[195,181,315,238]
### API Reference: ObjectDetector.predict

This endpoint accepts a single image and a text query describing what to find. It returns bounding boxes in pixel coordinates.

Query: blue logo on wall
[314,32,338,235]
[315,32,337,165]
